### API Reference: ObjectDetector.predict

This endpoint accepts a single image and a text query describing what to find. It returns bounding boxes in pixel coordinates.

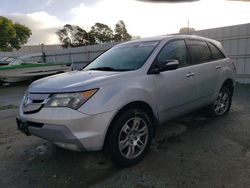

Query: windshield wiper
[89,67,119,71]
[88,66,133,72]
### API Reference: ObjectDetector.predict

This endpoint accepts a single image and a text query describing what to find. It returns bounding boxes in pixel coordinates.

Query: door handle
[216,65,221,69]
[186,72,195,77]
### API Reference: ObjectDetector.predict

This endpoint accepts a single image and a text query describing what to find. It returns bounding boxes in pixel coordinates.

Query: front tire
[106,108,153,166]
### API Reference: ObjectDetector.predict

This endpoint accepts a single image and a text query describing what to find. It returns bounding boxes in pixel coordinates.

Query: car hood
[28,70,122,93]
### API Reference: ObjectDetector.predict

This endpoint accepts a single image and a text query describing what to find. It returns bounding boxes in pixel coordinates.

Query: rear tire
[105,108,153,166]
[207,86,232,117]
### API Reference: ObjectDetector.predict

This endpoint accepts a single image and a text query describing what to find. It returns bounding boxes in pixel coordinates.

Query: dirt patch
[0,104,18,111]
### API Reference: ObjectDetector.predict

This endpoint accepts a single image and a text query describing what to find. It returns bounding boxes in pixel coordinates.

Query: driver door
[152,39,198,123]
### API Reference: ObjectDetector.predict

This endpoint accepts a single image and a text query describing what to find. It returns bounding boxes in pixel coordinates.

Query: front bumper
[16,116,85,150]
[17,107,116,151]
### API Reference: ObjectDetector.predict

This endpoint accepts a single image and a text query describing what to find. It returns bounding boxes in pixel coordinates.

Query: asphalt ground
[0,83,250,188]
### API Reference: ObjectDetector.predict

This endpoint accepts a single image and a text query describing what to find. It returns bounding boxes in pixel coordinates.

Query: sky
[0,0,250,45]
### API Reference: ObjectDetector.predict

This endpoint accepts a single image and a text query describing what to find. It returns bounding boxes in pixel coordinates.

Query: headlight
[45,89,98,109]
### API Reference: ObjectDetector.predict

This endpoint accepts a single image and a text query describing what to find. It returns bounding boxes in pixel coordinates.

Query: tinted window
[186,40,212,64]
[157,40,188,67]
[84,41,158,71]
[208,42,225,60]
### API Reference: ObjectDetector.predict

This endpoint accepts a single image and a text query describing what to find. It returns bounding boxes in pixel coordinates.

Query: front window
[156,40,189,67]
[84,41,159,71]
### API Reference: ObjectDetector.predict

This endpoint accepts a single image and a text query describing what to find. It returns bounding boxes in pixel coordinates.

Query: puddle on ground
[152,123,187,150]
[36,143,50,155]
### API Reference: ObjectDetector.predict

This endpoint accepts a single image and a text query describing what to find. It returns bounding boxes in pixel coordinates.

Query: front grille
[23,93,50,114]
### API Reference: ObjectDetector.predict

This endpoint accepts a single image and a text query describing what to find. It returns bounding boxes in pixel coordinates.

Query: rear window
[186,40,212,65]
[207,42,225,60]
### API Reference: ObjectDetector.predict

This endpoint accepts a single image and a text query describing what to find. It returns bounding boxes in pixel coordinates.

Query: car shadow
[17,109,224,187]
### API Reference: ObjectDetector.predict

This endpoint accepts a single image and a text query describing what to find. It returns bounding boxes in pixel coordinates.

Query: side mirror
[149,59,179,74]
[159,59,179,72]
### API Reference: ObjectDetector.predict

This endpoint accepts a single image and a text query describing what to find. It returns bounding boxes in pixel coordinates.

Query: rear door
[152,39,198,123]
[185,39,221,104]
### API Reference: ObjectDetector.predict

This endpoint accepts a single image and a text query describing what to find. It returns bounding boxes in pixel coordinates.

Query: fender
[78,75,159,119]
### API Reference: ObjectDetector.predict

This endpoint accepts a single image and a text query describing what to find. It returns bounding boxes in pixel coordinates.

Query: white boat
[0,56,16,66]
[0,53,71,83]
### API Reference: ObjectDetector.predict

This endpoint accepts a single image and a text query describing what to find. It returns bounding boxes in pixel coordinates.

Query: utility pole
[188,19,190,35]
[86,26,90,45]
[41,43,46,63]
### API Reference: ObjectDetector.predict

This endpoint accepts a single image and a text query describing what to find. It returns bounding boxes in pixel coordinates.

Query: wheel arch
[221,79,234,96]
[103,101,158,150]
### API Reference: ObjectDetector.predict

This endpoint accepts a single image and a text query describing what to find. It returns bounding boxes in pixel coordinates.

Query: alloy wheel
[118,117,149,159]
[214,91,230,115]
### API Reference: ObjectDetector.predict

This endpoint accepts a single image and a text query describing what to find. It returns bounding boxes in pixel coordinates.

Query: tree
[56,24,91,48]
[179,27,196,34]
[0,16,31,51]
[114,20,132,42]
[90,23,114,43]
[56,21,133,48]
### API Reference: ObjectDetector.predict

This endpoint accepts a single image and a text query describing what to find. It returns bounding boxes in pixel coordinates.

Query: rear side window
[207,42,225,60]
[157,40,188,67]
[186,40,212,65]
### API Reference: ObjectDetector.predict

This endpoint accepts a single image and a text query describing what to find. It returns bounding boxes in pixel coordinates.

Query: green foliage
[56,24,92,48]
[57,20,132,48]
[179,27,196,34]
[0,104,18,111]
[0,62,68,70]
[114,20,132,42]
[0,16,32,51]
[90,23,114,44]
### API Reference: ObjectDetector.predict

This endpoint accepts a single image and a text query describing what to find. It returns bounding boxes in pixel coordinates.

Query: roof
[116,34,223,52]
[122,34,220,45]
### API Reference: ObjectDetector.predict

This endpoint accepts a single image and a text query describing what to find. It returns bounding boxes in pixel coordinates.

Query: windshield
[0,57,8,61]
[10,59,24,65]
[10,55,42,65]
[84,41,159,71]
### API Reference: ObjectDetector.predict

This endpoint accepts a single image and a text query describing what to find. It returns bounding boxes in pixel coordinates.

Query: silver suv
[17,35,236,166]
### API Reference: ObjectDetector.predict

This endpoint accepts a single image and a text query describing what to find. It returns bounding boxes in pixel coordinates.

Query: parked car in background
[17,35,236,166]
[0,56,16,66]
[0,53,71,83]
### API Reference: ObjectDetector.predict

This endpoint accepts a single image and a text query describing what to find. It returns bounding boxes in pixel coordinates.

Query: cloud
[26,12,63,29]
[69,0,250,38]
[1,0,250,45]
[5,12,64,45]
